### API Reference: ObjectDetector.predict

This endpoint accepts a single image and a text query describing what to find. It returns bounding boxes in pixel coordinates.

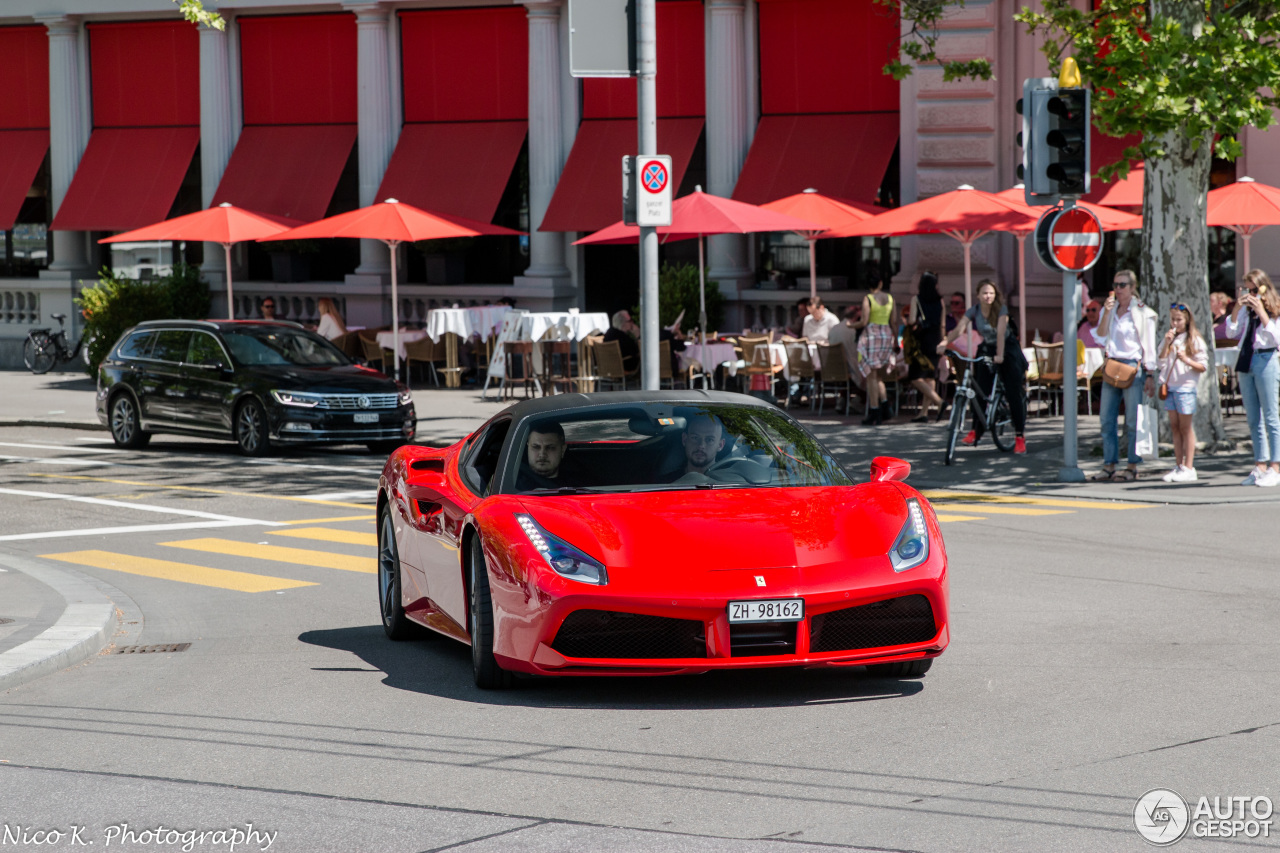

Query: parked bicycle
[23,313,93,374]
[943,351,1014,465]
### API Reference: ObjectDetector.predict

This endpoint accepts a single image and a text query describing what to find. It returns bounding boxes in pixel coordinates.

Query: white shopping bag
[1135,403,1158,459]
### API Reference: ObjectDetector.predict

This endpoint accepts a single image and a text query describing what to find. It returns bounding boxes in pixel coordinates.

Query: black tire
[867,658,933,678]
[23,333,55,375]
[108,392,151,449]
[367,440,404,455]
[990,393,1015,452]
[943,388,967,466]
[468,536,513,690]
[377,506,415,640]
[235,397,271,457]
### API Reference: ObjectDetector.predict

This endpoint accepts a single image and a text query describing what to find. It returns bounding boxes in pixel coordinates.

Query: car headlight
[396,383,413,406]
[889,498,930,572]
[271,389,321,408]
[515,513,608,585]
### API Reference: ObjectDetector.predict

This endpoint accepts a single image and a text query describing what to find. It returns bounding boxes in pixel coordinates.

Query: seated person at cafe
[659,414,725,481]
[314,297,347,340]
[516,421,586,491]
[801,297,841,344]
[1078,299,1105,348]
[603,309,641,373]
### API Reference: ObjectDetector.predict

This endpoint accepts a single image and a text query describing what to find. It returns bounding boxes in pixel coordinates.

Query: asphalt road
[0,425,1275,853]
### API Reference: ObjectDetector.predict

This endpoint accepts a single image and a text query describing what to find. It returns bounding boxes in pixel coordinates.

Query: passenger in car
[659,414,725,481]
[516,421,586,491]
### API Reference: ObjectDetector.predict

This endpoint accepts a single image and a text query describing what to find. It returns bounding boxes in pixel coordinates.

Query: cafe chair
[359,334,393,374]
[403,337,442,388]
[501,340,541,399]
[591,340,637,390]
[814,344,853,415]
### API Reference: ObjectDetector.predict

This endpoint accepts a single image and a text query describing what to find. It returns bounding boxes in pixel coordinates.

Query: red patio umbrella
[760,189,882,299]
[1207,176,1280,274]
[993,186,1142,345]
[574,187,823,364]
[1091,165,1144,211]
[261,199,485,373]
[825,185,1039,307]
[98,202,303,320]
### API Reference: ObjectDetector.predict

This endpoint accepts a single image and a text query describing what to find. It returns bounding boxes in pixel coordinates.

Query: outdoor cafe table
[375,328,429,360]
[420,305,514,388]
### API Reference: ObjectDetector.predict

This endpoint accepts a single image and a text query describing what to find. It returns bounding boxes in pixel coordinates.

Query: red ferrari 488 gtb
[377,391,948,688]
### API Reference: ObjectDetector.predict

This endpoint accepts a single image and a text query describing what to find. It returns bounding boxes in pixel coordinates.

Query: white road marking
[0,520,273,542]
[0,487,283,526]
[0,455,116,466]
[301,490,378,502]
[0,442,122,454]
[74,437,117,443]
[244,459,382,474]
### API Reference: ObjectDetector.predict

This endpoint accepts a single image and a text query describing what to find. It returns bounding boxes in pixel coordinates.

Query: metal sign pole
[1059,198,1084,482]
[637,0,659,390]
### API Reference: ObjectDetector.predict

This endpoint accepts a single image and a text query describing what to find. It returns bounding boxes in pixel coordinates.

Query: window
[188,332,226,366]
[149,329,193,363]
[462,418,511,496]
[221,327,347,366]
[116,331,155,359]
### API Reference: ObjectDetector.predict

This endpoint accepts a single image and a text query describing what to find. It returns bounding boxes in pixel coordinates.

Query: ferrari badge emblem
[755,576,766,587]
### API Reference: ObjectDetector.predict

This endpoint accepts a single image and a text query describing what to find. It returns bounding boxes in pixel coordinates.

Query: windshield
[503,402,851,494]
[222,327,348,367]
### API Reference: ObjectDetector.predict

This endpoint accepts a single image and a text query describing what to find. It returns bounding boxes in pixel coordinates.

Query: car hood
[247,363,398,394]
[515,484,908,571]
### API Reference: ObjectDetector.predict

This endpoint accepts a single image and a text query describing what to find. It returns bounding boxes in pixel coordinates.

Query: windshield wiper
[521,486,612,495]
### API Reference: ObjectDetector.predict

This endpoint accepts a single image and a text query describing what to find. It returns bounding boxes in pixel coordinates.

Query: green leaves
[174,0,225,31]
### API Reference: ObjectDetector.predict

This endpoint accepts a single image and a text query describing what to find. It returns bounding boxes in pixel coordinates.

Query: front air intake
[552,610,706,659]
[808,595,936,653]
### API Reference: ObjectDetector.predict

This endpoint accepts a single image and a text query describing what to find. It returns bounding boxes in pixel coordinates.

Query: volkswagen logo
[357,395,371,409]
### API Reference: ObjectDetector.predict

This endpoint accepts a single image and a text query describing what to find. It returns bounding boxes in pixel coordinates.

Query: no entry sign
[1048,206,1103,271]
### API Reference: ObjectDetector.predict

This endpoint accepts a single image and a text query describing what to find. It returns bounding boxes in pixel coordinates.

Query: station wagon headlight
[889,498,930,572]
[271,389,321,408]
[515,513,608,585]
[396,383,413,406]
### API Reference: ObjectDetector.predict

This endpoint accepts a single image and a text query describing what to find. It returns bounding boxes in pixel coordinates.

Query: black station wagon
[96,320,416,456]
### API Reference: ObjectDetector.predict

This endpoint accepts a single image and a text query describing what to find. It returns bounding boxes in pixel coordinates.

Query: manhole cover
[113,643,191,654]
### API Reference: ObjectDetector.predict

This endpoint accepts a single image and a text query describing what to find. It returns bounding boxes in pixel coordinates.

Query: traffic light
[1046,89,1089,195]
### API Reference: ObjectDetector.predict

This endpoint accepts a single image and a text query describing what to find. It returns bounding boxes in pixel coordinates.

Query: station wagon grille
[315,393,399,410]
[808,595,936,653]
[552,610,706,659]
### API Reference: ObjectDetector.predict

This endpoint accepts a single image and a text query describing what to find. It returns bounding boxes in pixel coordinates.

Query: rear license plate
[728,599,804,623]
[353,413,379,423]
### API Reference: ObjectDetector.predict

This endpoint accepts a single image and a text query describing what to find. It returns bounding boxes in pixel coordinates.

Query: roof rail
[134,319,221,330]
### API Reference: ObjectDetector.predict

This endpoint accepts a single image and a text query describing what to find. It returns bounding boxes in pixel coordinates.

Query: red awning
[0,130,49,230]
[51,126,198,231]
[540,117,703,233]
[732,113,898,206]
[376,121,526,222]
[212,124,357,223]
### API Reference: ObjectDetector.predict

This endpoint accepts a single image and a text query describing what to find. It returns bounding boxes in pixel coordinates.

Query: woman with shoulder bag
[937,280,1028,453]
[1224,268,1280,487]
[906,271,946,422]
[1092,269,1159,481]
[1157,303,1209,483]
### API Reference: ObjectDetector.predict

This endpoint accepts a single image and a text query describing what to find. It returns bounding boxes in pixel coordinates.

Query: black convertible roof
[500,390,776,421]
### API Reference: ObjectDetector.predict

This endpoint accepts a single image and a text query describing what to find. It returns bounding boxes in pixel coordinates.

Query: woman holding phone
[1224,269,1280,487]
[1158,303,1209,482]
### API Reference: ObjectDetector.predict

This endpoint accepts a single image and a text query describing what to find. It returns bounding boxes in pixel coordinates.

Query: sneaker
[1257,469,1280,488]
[1162,466,1183,483]
[1014,437,1026,454]
[961,431,977,446]
[1242,467,1264,486]
[1171,467,1198,483]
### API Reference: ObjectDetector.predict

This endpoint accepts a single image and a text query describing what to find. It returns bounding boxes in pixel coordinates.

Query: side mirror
[870,456,911,483]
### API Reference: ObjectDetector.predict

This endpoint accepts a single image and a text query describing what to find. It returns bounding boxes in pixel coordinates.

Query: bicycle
[942,351,1014,465]
[23,313,93,374]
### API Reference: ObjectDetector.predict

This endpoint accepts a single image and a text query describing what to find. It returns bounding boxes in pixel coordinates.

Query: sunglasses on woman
[1170,303,1189,312]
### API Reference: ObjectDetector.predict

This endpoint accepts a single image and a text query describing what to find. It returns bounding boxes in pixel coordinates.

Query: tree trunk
[1140,129,1227,449]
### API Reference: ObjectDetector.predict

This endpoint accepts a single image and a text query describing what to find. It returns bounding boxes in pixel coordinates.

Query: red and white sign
[1048,206,1103,271]
[636,155,673,226]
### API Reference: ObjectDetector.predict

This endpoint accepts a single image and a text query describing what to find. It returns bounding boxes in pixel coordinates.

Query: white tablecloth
[1216,346,1239,368]
[518,311,610,343]
[721,342,822,382]
[376,328,429,359]
[425,305,513,343]
[1022,346,1103,379]
[678,342,739,373]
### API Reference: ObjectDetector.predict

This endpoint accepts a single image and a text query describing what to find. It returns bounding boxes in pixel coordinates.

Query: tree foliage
[174,0,225,31]
[634,263,725,333]
[76,264,211,373]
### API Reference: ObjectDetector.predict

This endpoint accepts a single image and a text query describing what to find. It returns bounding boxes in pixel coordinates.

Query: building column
[40,16,90,278]
[350,3,395,277]
[200,20,235,285]
[523,1,570,281]
[706,0,752,286]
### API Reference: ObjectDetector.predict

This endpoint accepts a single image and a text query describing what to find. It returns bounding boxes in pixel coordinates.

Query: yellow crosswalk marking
[42,551,316,593]
[160,538,376,573]
[929,504,1070,516]
[935,514,987,522]
[922,489,1153,509]
[271,527,377,547]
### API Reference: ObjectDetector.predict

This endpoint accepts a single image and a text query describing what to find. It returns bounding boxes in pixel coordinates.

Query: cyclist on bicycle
[938,280,1028,454]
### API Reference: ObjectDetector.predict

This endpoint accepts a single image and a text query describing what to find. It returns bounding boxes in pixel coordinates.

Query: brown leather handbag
[1102,358,1138,389]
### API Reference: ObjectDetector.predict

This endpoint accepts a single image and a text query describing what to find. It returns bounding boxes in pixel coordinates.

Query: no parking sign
[636,155,672,226]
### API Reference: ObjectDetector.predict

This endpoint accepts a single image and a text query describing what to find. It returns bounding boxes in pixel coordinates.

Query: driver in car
[660,414,725,481]
[516,421,585,491]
